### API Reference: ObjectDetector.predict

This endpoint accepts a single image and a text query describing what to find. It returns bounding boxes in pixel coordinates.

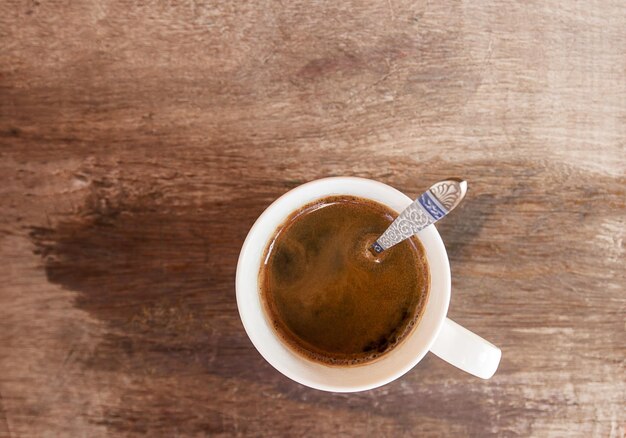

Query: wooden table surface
[1,1,625,436]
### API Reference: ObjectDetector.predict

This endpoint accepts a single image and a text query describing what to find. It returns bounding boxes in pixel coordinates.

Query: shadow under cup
[236,177,451,392]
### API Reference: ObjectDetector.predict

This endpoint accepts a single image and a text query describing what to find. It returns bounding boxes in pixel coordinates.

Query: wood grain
[1,0,625,436]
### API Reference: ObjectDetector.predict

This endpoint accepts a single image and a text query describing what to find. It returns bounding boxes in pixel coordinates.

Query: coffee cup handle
[429,318,501,379]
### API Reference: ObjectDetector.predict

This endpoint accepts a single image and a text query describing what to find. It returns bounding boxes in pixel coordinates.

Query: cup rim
[236,177,451,392]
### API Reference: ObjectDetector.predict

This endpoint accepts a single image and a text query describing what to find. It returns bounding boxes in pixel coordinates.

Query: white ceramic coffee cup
[236,177,501,392]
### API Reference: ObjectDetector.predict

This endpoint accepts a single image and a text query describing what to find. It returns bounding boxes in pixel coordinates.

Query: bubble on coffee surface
[260,195,430,366]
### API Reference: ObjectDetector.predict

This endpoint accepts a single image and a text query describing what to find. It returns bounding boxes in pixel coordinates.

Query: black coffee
[259,195,429,366]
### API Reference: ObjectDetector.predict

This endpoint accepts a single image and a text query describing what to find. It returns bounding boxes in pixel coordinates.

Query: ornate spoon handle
[371,179,468,254]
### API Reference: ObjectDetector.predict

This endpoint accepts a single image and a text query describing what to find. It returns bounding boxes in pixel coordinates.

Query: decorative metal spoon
[370,178,468,254]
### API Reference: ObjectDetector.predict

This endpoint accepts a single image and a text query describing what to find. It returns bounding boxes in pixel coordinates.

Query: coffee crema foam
[259,196,430,366]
